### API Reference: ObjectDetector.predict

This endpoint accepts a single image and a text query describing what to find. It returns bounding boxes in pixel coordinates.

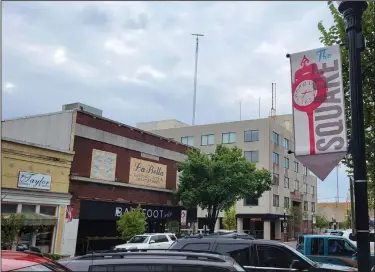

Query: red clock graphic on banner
[292,55,328,155]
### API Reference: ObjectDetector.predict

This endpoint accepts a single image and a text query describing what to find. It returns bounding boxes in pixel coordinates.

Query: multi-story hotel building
[137,115,318,240]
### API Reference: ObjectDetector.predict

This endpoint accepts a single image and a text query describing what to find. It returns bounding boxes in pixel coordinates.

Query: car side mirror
[290,260,305,270]
[149,240,156,244]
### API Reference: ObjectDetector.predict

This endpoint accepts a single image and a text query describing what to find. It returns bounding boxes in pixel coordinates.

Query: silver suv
[59,251,245,271]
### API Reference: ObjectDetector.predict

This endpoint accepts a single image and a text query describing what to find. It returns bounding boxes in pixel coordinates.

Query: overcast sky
[2,1,350,204]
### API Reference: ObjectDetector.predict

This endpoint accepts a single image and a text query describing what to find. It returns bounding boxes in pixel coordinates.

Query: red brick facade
[76,111,189,154]
[69,111,190,220]
[71,137,179,190]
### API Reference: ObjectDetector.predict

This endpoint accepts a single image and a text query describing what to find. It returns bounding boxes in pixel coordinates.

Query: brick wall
[76,111,190,154]
[71,137,179,190]
[69,180,178,219]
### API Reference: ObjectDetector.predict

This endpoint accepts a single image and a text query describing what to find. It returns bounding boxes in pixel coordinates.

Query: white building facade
[139,115,318,240]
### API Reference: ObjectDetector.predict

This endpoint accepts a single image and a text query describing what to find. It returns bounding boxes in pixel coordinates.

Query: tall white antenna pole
[191,33,204,126]
[240,101,242,121]
[259,97,261,119]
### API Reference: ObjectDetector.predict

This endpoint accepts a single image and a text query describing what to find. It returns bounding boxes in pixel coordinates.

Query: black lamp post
[283,208,288,242]
[337,1,369,271]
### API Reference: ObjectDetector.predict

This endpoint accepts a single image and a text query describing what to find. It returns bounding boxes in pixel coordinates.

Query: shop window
[1,203,17,214]
[35,226,54,254]
[21,204,36,213]
[40,206,56,216]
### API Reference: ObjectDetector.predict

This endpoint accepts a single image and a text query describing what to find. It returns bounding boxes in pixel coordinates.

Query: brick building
[2,103,194,256]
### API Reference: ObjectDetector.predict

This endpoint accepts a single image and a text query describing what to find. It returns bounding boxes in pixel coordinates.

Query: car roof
[1,250,50,272]
[304,234,346,239]
[178,236,283,245]
[141,233,175,236]
[60,251,236,270]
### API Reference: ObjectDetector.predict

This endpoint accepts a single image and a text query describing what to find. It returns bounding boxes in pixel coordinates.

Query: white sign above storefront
[18,171,52,190]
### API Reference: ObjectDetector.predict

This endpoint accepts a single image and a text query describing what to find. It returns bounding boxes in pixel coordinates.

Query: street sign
[288,45,348,180]
[181,210,187,225]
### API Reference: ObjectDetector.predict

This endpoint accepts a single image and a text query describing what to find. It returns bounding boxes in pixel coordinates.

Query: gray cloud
[2,1,334,125]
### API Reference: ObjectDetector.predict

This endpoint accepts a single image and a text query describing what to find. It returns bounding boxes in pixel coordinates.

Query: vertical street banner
[289,45,348,180]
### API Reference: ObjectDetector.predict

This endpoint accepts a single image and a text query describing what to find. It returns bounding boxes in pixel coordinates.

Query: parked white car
[115,233,177,250]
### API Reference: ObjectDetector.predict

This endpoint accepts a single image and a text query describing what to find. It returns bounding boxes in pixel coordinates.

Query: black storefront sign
[80,200,182,222]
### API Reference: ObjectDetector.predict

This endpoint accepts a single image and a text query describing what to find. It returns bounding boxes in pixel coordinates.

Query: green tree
[287,206,303,231]
[222,205,237,230]
[177,145,272,233]
[166,220,180,234]
[318,2,375,206]
[116,205,146,241]
[1,214,25,249]
[315,215,330,233]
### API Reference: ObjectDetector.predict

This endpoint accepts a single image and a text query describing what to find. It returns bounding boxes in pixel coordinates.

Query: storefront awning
[2,213,57,226]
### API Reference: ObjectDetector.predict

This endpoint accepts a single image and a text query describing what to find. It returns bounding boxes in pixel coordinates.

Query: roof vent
[62,103,102,117]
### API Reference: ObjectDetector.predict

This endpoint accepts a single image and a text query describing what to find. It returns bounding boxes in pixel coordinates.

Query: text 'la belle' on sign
[129,158,167,189]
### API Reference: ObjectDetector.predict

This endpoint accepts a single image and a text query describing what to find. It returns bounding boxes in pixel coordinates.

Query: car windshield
[284,244,316,266]
[128,235,149,243]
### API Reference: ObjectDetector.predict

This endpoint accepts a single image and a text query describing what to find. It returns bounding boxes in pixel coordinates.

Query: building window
[304,201,308,211]
[222,132,236,144]
[294,161,299,173]
[244,130,259,142]
[304,184,308,194]
[244,196,259,206]
[273,195,280,207]
[303,166,308,176]
[244,151,259,162]
[294,180,299,191]
[284,197,290,208]
[311,185,315,195]
[273,132,280,145]
[284,157,289,169]
[201,134,214,146]
[181,136,194,146]
[272,174,279,186]
[273,152,279,165]
[40,206,56,216]
[283,138,289,149]
[311,202,316,212]
[21,204,36,214]
[284,177,290,188]
[1,203,17,214]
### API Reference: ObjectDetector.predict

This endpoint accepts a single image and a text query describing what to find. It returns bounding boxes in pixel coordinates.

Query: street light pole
[337,1,369,272]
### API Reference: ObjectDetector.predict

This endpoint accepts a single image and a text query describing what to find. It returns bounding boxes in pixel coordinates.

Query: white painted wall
[60,219,79,257]
[2,111,75,151]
